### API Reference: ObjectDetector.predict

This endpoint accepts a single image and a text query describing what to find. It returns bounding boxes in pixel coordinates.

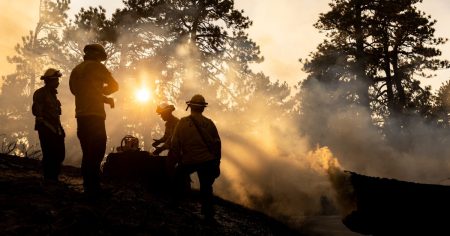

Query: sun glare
[135,87,151,102]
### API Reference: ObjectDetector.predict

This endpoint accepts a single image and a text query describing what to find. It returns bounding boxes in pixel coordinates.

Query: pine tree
[300,0,448,136]
[0,0,70,154]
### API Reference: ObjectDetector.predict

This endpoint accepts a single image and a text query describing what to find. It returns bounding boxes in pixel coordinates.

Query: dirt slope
[0,154,301,236]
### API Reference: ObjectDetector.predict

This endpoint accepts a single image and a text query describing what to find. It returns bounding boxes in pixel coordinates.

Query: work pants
[77,116,106,193]
[175,159,220,218]
[38,126,65,181]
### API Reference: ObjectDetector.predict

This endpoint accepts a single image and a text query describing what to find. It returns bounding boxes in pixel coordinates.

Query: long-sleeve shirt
[158,115,180,150]
[32,86,64,135]
[69,60,118,119]
[171,113,221,165]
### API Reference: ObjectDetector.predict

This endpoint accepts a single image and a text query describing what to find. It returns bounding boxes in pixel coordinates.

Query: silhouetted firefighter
[32,68,65,182]
[170,94,221,222]
[69,44,118,196]
[152,103,179,156]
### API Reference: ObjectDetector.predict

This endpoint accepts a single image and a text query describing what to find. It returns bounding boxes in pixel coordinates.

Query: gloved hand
[152,147,164,156]
[152,139,161,147]
[105,97,115,108]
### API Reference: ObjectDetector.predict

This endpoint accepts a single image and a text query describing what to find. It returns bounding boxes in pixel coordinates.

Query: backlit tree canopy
[0,0,291,154]
[300,0,449,136]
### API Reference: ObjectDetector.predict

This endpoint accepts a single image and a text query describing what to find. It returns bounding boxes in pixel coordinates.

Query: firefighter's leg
[38,127,57,181]
[198,162,216,219]
[54,135,65,178]
[78,116,106,194]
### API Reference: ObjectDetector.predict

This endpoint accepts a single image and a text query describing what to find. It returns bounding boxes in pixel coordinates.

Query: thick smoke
[301,77,450,185]
[178,86,343,224]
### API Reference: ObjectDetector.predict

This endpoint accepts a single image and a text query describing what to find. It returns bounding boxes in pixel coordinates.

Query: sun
[135,87,151,102]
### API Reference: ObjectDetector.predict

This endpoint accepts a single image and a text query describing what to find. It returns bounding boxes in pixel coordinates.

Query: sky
[1,0,449,90]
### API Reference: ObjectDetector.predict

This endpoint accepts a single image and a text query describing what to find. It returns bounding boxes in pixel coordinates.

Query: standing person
[32,68,65,182]
[152,103,179,156]
[69,43,118,196]
[171,94,221,222]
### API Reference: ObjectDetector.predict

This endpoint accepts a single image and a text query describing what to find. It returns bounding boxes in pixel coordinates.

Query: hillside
[0,154,303,236]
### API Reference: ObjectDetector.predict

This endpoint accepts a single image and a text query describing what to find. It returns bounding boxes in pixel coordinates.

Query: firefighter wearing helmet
[69,43,119,196]
[32,68,65,182]
[170,94,221,222]
[152,103,179,155]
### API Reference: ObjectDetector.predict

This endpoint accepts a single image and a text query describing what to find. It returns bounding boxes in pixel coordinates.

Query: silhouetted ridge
[343,171,450,235]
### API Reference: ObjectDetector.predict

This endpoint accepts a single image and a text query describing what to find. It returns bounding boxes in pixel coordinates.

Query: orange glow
[135,87,151,103]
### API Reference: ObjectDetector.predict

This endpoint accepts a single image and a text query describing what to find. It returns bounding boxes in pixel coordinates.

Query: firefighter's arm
[153,141,170,155]
[153,122,172,147]
[103,96,115,108]
[42,120,59,134]
[169,122,182,162]
[32,91,59,134]
[159,124,171,143]
[152,139,162,147]
[32,92,44,117]
[210,122,221,160]
[152,146,166,155]
[102,68,119,95]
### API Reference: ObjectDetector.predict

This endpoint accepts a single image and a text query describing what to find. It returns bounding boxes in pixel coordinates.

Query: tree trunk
[382,30,395,116]
[354,0,371,109]
[190,0,206,44]
[392,46,406,111]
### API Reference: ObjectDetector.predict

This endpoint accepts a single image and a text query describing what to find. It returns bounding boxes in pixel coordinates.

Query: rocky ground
[0,154,359,236]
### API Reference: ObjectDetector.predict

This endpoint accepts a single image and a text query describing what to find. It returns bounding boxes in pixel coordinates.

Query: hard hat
[156,103,175,114]
[83,43,107,61]
[40,68,62,80]
[186,94,208,107]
